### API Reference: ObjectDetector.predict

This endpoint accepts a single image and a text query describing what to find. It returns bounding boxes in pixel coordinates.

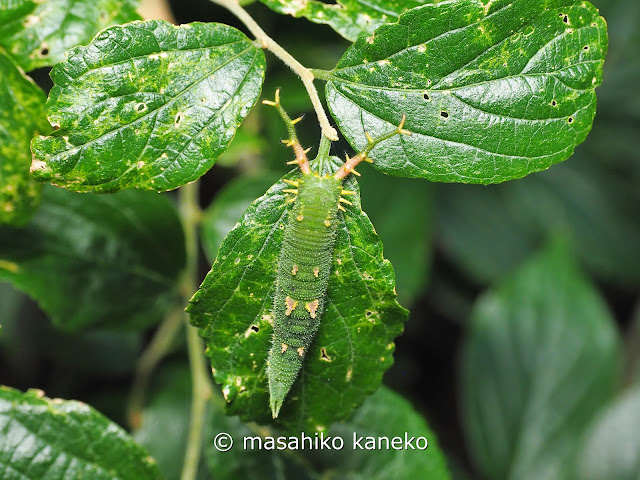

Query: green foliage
[200,172,282,262]
[575,386,640,480]
[207,386,451,480]
[0,50,47,225]
[460,243,621,480]
[1,0,632,478]
[358,170,433,306]
[0,0,141,71]
[0,186,185,331]
[325,0,607,183]
[30,20,266,192]
[189,158,407,431]
[259,0,431,42]
[0,386,162,480]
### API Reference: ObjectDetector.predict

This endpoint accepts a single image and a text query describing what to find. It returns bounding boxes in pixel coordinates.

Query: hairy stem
[209,0,338,141]
[179,181,213,480]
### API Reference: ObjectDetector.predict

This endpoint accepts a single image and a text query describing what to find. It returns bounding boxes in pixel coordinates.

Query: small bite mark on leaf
[320,348,332,362]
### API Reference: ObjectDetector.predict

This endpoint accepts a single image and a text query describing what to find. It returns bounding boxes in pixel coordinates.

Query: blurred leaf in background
[575,386,640,480]
[460,243,621,480]
[0,187,185,331]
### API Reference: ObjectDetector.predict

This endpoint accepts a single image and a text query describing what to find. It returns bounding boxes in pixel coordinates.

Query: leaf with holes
[0,0,140,71]
[324,0,607,183]
[188,158,407,432]
[30,20,266,192]
[0,386,162,480]
[0,49,47,225]
[0,186,185,331]
[258,0,432,42]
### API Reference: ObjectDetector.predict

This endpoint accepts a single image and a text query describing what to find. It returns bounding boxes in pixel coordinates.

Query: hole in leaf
[320,348,332,362]
[568,116,574,124]
[175,113,182,126]
[39,46,49,56]
[551,100,557,106]
[423,92,430,101]
[562,14,569,23]
[250,325,259,333]
[440,111,449,118]
[136,103,147,112]
[583,45,590,51]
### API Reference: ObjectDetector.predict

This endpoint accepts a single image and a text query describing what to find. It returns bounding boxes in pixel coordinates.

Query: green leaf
[0,49,47,226]
[0,186,185,331]
[325,0,607,183]
[575,387,640,480]
[625,304,640,387]
[201,172,282,262]
[258,0,432,42]
[434,183,538,284]
[31,20,267,192]
[206,386,451,479]
[0,0,141,71]
[134,364,212,480]
[206,403,310,479]
[503,157,640,286]
[460,243,621,480]
[359,168,433,305]
[0,386,162,480]
[189,158,407,432]
[316,386,451,479]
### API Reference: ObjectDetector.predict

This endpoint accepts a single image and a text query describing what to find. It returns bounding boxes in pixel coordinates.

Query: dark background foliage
[1,0,638,477]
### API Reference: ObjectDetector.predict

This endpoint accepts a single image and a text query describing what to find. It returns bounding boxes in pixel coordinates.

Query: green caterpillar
[264,90,409,418]
[268,172,346,417]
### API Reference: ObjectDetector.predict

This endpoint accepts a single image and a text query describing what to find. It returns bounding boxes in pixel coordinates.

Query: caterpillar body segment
[263,89,411,419]
[268,173,343,418]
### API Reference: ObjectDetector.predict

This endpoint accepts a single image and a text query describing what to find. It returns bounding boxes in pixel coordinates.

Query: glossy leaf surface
[0,186,185,331]
[326,0,607,183]
[0,50,47,225]
[189,159,407,432]
[31,20,266,192]
[258,0,430,42]
[0,386,162,480]
[0,0,140,71]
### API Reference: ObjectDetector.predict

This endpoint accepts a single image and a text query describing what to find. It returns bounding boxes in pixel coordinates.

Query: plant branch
[335,115,411,180]
[179,181,214,480]
[127,305,184,429]
[209,0,339,142]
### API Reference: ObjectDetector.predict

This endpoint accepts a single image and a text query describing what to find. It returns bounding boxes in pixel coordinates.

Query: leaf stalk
[209,0,338,141]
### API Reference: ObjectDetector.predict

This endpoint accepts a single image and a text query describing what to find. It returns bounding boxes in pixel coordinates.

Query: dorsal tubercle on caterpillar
[263,89,411,419]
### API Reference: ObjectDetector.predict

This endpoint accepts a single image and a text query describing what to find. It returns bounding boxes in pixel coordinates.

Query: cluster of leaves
[1,0,638,478]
